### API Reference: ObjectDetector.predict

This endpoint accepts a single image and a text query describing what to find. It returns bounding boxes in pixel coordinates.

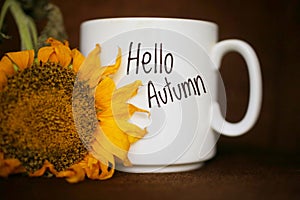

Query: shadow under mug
[80,17,262,173]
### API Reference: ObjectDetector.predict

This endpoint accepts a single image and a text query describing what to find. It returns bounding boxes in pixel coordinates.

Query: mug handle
[211,39,262,136]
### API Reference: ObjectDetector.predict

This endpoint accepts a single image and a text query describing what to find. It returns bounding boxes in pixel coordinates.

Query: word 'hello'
[126,42,173,75]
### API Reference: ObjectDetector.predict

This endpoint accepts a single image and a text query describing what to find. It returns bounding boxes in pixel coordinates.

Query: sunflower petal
[128,104,150,117]
[59,165,85,184]
[77,44,102,88]
[27,50,34,68]
[55,44,72,67]
[48,53,59,63]
[0,56,15,76]
[96,108,113,121]
[29,161,58,177]
[6,50,34,70]
[86,155,98,167]
[117,120,147,138]
[100,119,131,151]
[38,46,54,63]
[78,154,99,179]
[128,135,140,144]
[91,137,115,166]
[56,170,75,178]
[71,49,85,73]
[110,80,148,138]
[100,48,121,77]
[79,154,114,180]
[93,127,130,165]
[94,72,148,166]
[84,163,100,180]
[38,38,72,67]
[64,40,70,47]
[95,77,116,110]
[112,103,149,121]
[98,162,114,180]
[45,37,64,46]
[0,153,26,177]
[110,80,144,121]
[112,80,142,103]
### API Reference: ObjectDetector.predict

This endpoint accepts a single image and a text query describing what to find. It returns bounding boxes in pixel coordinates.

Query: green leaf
[0,0,38,50]
[0,0,11,35]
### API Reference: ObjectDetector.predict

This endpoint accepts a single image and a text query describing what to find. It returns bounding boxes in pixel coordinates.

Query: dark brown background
[0,0,299,199]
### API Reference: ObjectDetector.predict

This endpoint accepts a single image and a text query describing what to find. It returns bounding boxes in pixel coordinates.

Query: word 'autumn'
[127,42,207,108]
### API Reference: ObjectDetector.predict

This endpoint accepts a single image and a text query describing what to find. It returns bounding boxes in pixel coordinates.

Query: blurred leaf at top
[0,0,68,51]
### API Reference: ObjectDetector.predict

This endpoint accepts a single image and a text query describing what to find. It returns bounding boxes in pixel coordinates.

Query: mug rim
[81,17,217,28]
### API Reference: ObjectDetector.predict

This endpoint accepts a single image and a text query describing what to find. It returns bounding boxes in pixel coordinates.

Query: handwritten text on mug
[126,42,207,108]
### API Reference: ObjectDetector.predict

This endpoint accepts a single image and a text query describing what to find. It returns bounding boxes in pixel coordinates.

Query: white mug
[80,17,262,173]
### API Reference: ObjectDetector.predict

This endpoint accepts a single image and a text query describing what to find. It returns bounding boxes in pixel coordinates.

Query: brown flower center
[0,62,89,172]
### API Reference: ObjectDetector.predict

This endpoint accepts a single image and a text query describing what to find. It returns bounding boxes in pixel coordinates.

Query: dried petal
[57,165,85,184]
[98,162,114,180]
[78,154,114,180]
[0,152,26,177]
[46,37,64,46]
[38,38,72,67]
[79,155,100,179]
[29,161,58,177]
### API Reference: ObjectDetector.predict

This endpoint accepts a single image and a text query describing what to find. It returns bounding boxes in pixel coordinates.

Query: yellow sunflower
[0,38,148,183]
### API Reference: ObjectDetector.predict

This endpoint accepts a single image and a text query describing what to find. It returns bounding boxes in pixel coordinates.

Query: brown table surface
[0,144,299,200]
